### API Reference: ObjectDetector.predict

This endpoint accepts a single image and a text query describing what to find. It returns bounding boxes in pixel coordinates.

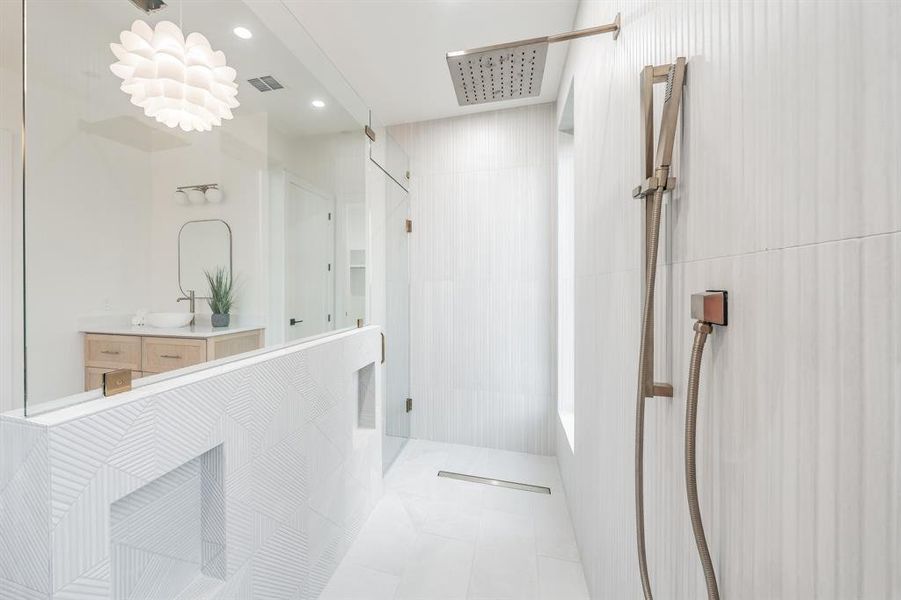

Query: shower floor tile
[320,440,588,600]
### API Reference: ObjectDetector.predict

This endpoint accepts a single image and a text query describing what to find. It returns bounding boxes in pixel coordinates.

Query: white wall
[268,130,368,341]
[556,126,575,449]
[557,1,901,598]
[148,112,270,322]
[390,103,557,455]
[0,0,23,413]
[24,69,154,405]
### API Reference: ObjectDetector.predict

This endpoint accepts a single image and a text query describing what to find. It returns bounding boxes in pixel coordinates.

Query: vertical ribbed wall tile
[558,1,901,599]
[390,103,557,456]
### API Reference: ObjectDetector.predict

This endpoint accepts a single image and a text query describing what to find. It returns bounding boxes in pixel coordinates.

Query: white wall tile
[390,104,557,455]
[558,1,901,598]
[0,329,383,600]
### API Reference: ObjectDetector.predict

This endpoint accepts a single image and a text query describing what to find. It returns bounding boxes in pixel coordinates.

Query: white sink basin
[145,312,194,329]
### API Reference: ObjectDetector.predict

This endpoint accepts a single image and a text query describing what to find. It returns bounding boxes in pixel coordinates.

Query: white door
[285,180,335,341]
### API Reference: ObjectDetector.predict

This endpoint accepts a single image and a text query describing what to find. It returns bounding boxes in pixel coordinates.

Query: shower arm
[546,14,621,43]
[451,14,621,57]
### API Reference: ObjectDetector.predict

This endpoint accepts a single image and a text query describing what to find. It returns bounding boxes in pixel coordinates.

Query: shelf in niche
[110,445,225,600]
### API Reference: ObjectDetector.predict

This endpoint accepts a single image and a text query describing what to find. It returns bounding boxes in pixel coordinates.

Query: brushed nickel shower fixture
[685,291,727,600]
[446,14,621,106]
[631,57,687,600]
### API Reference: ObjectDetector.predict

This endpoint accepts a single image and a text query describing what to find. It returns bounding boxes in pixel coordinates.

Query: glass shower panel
[368,113,409,192]
[381,129,411,471]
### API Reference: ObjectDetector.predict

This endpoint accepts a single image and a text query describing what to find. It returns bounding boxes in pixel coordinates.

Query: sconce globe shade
[173,190,188,205]
[187,189,207,205]
[205,187,223,203]
[109,20,239,133]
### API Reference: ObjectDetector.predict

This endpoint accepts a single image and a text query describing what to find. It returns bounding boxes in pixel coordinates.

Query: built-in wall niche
[357,362,376,430]
[349,249,367,298]
[110,445,225,599]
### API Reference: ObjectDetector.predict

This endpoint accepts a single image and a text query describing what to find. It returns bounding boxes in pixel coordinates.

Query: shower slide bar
[632,57,687,600]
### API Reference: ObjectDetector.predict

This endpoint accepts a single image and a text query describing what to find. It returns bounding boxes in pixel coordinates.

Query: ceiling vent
[128,0,166,13]
[247,76,285,92]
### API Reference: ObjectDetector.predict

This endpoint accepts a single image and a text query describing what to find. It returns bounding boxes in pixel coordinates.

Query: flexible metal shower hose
[685,321,721,600]
[634,186,664,600]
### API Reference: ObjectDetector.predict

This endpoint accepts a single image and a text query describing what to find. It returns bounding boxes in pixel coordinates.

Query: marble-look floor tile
[537,556,589,600]
[420,498,481,543]
[394,533,475,600]
[342,494,417,577]
[319,564,399,600]
[467,510,538,599]
[325,440,588,600]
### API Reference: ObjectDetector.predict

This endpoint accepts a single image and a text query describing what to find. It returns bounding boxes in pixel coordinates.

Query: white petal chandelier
[110,20,239,132]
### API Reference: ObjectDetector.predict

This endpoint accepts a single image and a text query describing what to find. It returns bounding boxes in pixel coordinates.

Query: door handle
[290,318,303,326]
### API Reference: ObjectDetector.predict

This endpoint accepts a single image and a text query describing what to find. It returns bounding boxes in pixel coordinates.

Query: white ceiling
[25,0,360,140]
[281,0,580,126]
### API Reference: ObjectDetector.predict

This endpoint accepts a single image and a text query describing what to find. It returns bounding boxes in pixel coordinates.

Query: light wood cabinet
[143,337,207,374]
[83,328,264,391]
[84,335,142,370]
[207,329,265,361]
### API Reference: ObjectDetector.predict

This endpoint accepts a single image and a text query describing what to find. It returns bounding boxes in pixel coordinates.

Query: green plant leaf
[204,267,235,315]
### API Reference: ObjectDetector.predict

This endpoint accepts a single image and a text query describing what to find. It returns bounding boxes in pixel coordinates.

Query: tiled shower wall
[556,1,900,598]
[0,328,383,599]
[390,105,557,456]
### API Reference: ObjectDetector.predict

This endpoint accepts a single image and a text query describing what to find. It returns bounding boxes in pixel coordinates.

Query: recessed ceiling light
[311,99,326,108]
[233,26,252,39]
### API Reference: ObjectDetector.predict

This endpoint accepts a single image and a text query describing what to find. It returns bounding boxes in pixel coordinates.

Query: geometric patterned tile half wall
[0,327,384,600]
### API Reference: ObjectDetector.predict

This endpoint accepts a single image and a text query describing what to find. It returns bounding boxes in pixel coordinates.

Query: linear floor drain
[437,470,551,494]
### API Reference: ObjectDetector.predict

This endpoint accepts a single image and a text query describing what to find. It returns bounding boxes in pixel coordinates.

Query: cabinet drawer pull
[100,350,121,355]
[160,354,182,359]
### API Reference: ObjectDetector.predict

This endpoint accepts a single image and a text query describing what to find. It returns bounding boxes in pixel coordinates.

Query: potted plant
[204,267,235,327]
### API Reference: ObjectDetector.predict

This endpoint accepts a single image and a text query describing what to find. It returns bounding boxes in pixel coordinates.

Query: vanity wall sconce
[174,183,223,206]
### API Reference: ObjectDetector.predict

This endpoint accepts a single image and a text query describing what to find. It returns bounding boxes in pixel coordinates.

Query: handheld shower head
[654,57,687,169]
[446,14,621,106]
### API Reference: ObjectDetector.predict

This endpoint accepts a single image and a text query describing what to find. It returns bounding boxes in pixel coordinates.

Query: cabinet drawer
[142,337,207,373]
[84,367,143,392]
[84,334,142,370]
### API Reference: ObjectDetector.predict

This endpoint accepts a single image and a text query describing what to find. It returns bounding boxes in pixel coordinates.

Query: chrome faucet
[177,289,196,324]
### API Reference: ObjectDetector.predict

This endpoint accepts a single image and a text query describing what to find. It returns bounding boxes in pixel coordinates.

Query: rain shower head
[446,13,620,106]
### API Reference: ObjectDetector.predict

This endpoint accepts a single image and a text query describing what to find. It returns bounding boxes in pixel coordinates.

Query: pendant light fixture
[109,20,239,132]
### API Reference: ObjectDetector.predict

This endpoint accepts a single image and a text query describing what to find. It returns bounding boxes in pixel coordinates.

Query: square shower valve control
[690,290,728,326]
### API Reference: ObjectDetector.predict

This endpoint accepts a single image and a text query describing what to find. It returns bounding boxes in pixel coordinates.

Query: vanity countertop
[80,323,264,339]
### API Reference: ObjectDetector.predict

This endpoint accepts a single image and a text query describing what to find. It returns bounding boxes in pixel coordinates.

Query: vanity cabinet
[83,328,264,391]
[142,337,207,374]
[84,334,142,371]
